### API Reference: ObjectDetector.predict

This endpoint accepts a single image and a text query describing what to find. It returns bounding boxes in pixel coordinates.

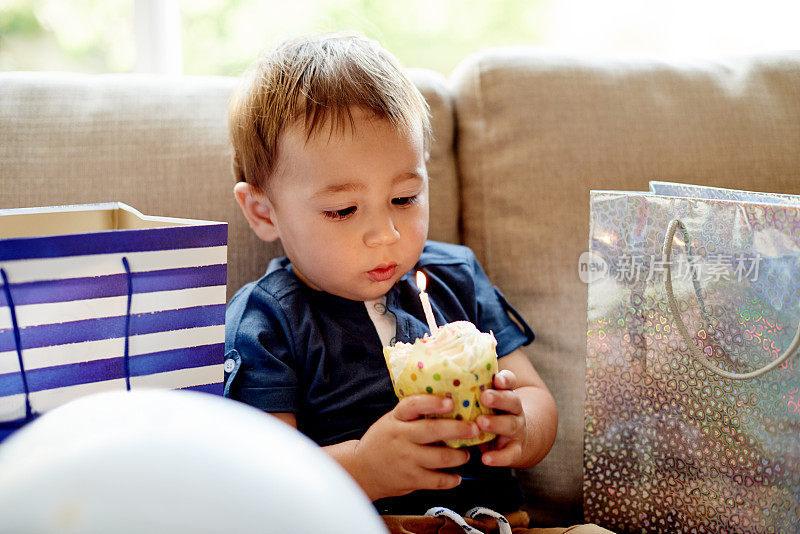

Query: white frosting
[385,321,496,381]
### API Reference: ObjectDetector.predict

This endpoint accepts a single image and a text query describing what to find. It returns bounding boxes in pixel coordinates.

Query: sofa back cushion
[451,49,800,525]
[0,69,458,300]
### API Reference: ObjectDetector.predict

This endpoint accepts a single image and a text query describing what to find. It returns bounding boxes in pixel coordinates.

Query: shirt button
[224,358,236,373]
[374,303,387,315]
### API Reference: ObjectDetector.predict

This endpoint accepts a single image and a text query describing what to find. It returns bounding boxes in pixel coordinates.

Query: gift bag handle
[1,268,35,420]
[663,218,800,380]
[0,257,135,420]
[122,256,133,391]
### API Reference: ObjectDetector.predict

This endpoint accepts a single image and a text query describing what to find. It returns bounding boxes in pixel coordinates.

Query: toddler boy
[224,32,559,524]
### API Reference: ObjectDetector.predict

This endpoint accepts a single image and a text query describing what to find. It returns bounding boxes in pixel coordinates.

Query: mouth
[367,263,397,282]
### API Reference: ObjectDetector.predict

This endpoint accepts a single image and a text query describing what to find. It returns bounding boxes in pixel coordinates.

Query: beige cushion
[0,69,457,300]
[0,71,256,296]
[451,48,800,525]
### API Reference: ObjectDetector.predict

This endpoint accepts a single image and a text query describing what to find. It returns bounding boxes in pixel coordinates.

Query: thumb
[493,370,517,390]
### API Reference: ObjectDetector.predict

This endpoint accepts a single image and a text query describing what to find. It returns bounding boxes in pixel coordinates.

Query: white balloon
[0,389,388,534]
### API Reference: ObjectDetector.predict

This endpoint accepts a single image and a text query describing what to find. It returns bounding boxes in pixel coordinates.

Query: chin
[358,288,391,302]
[363,278,401,301]
[334,271,406,301]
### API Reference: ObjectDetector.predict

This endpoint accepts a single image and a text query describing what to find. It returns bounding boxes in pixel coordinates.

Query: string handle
[0,256,134,425]
[662,218,800,380]
[1,268,34,420]
[122,257,133,391]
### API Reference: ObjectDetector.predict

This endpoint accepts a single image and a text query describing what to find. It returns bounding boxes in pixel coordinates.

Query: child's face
[267,108,429,301]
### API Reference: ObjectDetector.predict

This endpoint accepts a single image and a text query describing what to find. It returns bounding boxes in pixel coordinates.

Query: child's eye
[322,206,357,220]
[392,195,419,207]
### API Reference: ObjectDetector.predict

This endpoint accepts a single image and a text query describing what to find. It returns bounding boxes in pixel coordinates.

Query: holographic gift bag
[650,181,800,207]
[584,189,800,533]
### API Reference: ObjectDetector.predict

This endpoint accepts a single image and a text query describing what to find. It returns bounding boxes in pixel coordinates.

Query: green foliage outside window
[1,0,134,72]
[0,0,546,76]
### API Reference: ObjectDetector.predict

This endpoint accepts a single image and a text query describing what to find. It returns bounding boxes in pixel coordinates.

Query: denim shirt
[224,241,535,514]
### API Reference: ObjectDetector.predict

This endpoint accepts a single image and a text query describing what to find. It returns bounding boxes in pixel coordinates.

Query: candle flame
[416,270,427,291]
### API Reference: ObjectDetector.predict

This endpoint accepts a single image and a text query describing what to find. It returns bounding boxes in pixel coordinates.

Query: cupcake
[383,321,498,448]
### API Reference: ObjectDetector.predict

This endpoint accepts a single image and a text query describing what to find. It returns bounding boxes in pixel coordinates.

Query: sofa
[2,48,799,528]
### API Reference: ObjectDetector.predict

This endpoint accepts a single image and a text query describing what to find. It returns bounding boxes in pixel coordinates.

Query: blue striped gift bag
[0,203,227,441]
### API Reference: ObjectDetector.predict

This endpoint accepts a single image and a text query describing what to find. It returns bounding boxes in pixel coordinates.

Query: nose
[364,212,400,247]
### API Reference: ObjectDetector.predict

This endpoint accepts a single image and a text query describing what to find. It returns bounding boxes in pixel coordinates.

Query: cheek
[413,218,428,240]
[397,209,428,255]
[407,204,429,236]
[303,224,354,264]
[283,219,331,258]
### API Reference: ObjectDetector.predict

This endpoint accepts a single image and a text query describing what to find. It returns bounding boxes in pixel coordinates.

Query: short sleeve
[223,283,299,413]
[468,250,535,357]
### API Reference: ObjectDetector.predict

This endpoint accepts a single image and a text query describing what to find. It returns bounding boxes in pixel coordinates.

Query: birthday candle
[416,271,438,335]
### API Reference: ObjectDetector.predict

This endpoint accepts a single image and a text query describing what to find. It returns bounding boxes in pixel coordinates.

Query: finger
[414,468,463,491]
[482,441,523,467]
[480,389,522,414]
[416,444,471,470]
[493,369,517,390]
[395,395,454,421]
[407,418,479,445]
[494,435,512,451]
[476,413,522,438]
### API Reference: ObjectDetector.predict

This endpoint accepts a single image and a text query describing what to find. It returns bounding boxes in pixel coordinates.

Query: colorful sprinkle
[399,389,404,396]
[474,374,479,381]
[455,414,462,420]
[453,379,460,386]
[462,400,470,407]
[411,374,417,381]
[480,385,485,391]
[426,386,433,393]
[487,363,492,370]
[445,392,452,398]
[417,361,424,369]
[433,373,441,381]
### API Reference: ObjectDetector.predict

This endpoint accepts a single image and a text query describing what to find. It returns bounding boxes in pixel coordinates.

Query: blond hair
[228,32,432,196]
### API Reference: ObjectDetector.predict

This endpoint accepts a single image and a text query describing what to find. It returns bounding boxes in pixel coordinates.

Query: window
[2,0,798,76]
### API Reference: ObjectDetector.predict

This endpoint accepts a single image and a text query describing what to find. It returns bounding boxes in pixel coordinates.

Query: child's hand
[476,370,529,467]
[352,395,478,501]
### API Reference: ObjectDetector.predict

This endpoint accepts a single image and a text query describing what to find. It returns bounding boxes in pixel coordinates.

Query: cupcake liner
[383,323,499,448]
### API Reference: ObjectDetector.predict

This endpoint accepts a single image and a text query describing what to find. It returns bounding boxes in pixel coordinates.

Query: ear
[233,182,280,242]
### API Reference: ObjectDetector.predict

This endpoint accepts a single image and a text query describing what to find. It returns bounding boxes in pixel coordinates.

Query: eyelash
[393,195,419,207]
[323,206,357,220]
[322,195,419,221]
